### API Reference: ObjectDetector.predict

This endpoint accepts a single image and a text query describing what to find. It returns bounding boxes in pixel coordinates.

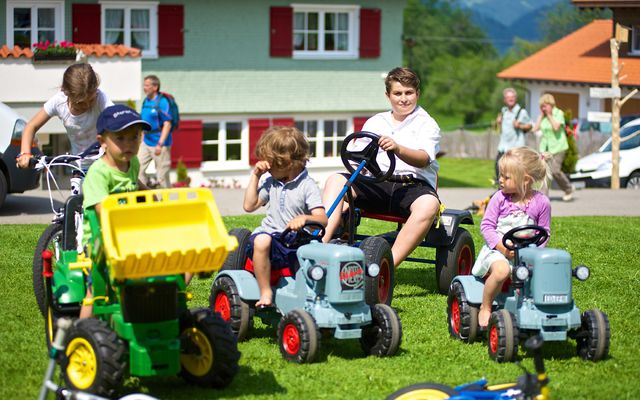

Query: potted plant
[32,40,77,63]
[173,159,191,188]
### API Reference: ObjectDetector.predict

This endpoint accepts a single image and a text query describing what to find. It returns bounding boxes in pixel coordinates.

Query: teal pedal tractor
[210,222,402,363]
[36,188,240,397]
[447,225,610,362]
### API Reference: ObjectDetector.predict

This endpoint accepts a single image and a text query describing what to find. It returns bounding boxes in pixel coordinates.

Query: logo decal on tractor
[340,261,364,290]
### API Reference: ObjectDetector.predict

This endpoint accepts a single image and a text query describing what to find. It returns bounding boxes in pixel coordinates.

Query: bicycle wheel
[33,223,63,317]
[386,383,459,399]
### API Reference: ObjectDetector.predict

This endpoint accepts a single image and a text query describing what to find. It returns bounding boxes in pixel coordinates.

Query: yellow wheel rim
[180,327,214,377]
[393,389,452,400]
[66,337,97,390]
[46,306,54,344]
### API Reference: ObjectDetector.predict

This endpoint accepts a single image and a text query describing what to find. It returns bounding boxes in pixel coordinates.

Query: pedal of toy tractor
[99,188,238,279]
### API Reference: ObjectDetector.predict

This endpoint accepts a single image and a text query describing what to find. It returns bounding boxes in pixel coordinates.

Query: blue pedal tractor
[210,222,402,363]
[447,225,610,362]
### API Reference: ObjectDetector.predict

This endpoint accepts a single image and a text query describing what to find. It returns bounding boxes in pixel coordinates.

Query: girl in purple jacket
[473,147,551,328]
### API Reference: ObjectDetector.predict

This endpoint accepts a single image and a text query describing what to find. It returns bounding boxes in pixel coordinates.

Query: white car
[0,102,43,208]
[570,117,640,189]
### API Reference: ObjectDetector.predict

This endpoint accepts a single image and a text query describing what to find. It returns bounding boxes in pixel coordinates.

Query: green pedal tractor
[35,188,240,398]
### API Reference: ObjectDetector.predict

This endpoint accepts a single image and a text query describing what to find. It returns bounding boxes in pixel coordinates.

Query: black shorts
[247,232,298,270]
[342,173,439,218]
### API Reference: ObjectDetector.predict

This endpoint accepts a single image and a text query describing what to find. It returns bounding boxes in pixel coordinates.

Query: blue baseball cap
[96,104,151,134]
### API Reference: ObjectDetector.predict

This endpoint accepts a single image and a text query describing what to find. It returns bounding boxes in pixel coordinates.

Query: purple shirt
[481,190,551,249]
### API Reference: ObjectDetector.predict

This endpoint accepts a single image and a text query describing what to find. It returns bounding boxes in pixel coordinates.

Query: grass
[1,216,639,399]
[437,157,495,188]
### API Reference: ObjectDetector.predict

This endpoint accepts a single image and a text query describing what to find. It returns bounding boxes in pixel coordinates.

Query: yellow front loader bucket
[100,188,237,280]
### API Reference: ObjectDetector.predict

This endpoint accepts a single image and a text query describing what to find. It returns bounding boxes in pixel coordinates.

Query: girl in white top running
[17,63,113,168]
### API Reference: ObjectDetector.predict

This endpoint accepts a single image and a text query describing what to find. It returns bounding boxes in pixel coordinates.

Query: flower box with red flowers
[32,40,78,63]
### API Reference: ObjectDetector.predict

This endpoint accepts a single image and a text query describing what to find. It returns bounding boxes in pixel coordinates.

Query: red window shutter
[171,120,202,168]
[270,7,293,57]
[159,5,184,56]
[359,8,381,58]
[249,119,271,165]
[272,118,295,127]
[72,4,101,44]
[353,117,369,132]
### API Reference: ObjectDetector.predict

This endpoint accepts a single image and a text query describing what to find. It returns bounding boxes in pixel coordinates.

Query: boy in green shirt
[80,104,151,317]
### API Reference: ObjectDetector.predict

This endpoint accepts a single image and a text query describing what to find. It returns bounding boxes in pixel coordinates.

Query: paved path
[1,187,639,225]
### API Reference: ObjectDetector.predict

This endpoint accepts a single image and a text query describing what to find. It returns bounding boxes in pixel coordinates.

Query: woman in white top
[16,63,114,168]
[321,67,441,268]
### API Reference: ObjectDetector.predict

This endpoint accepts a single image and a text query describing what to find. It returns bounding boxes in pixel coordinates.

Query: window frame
[291,3,360,60]
[99,1,158,59]
[5,0,64,48]
[200,120,248,170]
[295,115,353,165]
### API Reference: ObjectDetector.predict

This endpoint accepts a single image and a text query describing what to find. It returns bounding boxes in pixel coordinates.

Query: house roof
[572,0,640,7]
[143,70,390,115]
[0,44,140,59]
[497,19,640,87]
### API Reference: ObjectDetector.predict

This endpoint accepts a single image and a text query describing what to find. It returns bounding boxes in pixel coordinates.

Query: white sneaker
[562,192,573,202]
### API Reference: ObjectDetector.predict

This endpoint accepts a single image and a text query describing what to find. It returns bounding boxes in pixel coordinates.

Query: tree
[423,54,500,125]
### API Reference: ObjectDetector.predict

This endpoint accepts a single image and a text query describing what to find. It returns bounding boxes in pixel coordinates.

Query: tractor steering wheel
[502,225,549,251]
[280,222,326,249]
[340,131,396,183]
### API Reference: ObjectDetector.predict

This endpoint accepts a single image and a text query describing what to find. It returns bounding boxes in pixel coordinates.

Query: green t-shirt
[82,157,140,246]
[538,107,568,154]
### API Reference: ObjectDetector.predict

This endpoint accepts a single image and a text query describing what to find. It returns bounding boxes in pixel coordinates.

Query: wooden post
[610,37,621,189]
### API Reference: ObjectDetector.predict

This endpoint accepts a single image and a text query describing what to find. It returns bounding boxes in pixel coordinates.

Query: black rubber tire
[33,224,64,317]
[220,228,251,271]
[179,308,240,388]
[63,318,127,398]
[447,281,479,343]
[626,171,640,189]
[210,276,253,341]
[360,236,394,306]
[576,309,610,361]
[0,172,7,209]
[277,309,320,363]
[386,383,458,399]
[435,228,475,295]
[360,303,402,357]
[488,309,518,362]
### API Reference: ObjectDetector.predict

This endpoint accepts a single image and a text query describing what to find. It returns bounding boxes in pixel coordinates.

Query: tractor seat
[360,210,407,224]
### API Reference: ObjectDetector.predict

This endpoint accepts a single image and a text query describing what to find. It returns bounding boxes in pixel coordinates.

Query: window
[6,1,64,48]
[632,26,640,54]
[296,118,348,158]
[292,5,359,59]
[101,2,158,58]
[202,121,245,164]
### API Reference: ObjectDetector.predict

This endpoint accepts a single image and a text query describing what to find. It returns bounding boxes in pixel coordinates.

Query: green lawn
[437,157,495,188]
[1,216,639,399]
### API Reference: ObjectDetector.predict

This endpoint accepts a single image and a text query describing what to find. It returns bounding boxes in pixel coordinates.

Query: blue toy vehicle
[386,335,550,400]
[210,223,402,363]
[447,225,610,362]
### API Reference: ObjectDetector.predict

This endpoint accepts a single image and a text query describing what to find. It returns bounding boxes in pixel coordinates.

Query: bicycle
[29,143,102,346]
[386,336,549,400]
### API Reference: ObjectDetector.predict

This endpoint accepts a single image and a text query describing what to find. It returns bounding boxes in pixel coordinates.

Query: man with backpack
[495,88,532,183]
[139,74,177,188]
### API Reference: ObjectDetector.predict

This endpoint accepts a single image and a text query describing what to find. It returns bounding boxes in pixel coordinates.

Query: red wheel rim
[378,258,391,304]
[451,298,460,335]
[489,324,498,354]
[282,324,300,355]
[214,292,231,321]
[458,245,473,276]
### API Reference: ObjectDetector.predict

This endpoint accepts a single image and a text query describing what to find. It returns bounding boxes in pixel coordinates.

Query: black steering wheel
[502,225,549,251]
[340,131,396,183]
[280,222,326,249]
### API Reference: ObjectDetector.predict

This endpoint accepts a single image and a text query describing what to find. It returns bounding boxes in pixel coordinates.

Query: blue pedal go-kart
[210,222,402,363]
[447,225,610,362]
[386,335,550,400]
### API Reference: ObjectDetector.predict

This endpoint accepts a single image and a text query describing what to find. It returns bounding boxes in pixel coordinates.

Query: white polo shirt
[360,106,440,189]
